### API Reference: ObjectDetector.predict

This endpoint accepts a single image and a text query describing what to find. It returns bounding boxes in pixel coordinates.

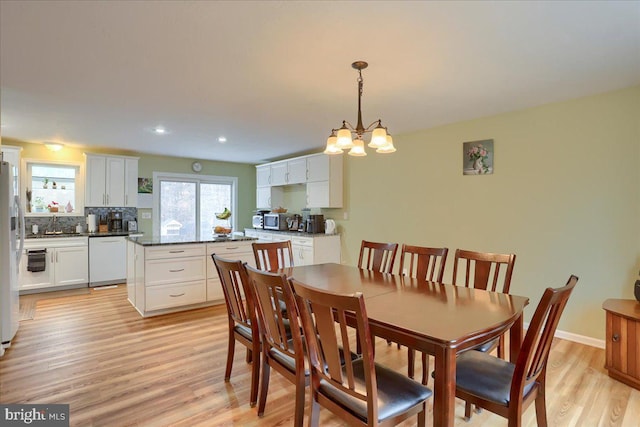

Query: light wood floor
[1,285,639,426]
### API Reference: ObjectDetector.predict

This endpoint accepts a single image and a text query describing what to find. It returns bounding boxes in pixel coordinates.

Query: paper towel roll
[87,214,97,232]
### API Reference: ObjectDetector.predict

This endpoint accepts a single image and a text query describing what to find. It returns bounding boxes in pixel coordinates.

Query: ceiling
[1,1,639,164]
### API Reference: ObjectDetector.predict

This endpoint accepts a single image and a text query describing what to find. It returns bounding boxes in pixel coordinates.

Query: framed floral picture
[463,139,494,175]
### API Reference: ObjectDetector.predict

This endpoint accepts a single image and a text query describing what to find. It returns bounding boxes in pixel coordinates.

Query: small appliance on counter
[325,219,336,234]
[263,213,290,231]
[127,219,137,232]
[252,210,269,229]
[108,211,123,232]
[287,214,302,231]
[306,214,325,234]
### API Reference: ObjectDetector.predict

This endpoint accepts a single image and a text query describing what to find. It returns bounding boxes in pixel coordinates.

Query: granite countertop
[25,231,138,239]
[127,235,257,247]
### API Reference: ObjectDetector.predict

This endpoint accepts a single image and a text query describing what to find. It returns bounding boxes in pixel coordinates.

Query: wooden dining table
[280,263,529,427]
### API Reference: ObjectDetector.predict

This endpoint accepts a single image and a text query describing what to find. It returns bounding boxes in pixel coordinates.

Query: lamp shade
[376,134,396,153]
[348,138,367,156]
[368,125,388,148]
[324,134,343,155]
[336,127,354,149]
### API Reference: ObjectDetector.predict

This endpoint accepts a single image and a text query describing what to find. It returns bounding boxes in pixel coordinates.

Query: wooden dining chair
[252,240,294,271]
[211,254,260,407]
[244,264,307,427]
[455,275,578,424]
[358,240,398,274]
[290,277,432,427]
[399,244,449,385]
[452,248,516,358]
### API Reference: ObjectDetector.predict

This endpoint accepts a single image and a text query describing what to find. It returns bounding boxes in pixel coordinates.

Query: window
[153,172,237,240]
[24,160,83,215]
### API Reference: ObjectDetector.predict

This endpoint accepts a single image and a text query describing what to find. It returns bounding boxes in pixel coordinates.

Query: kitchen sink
[26,232,83,239]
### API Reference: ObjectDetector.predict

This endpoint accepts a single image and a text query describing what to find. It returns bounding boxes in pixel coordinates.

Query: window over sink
[23,159,84,215]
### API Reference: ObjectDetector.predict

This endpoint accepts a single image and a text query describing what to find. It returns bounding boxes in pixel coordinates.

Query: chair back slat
[399,244,448,281]
[252,241,294,271]
[245,265,303,359]
[453,249,516,293]
[511,275,578,399]
[291,279,376,412]
[212,254,253,327]
[358,240,398,274]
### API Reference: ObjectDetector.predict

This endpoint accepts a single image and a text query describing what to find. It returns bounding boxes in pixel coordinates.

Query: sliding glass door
[155,172,237,240]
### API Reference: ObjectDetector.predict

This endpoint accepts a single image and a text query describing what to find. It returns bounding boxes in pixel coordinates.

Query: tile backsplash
[24,207,137,234]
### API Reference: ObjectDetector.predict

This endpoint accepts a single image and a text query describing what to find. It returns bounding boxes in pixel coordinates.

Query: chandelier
[324,61,396,156]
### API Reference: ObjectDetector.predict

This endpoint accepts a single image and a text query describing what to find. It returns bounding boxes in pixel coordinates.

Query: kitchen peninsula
[126,235,257,317]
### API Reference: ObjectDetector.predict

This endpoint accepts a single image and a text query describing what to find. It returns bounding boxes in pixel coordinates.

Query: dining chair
[452,248,516,358]
[211,254,260,407]
[290,277,432,427]
[252,240,294,271]
[455,275,578,424]
[244,264,307,427]
[399,244,449,385]
[358,240,398,274]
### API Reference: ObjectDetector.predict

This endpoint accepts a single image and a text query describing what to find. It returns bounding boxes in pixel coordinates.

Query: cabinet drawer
[206,241,253,257]
[145,280,206,311]
[291,236,313,247]
[145,257,206,286]
[145,244,205,260]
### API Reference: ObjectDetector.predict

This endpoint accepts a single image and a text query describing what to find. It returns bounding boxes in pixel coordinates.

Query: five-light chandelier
[324,61,396,156]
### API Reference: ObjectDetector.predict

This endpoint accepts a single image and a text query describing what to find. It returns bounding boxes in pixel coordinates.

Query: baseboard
[523,323,605,349]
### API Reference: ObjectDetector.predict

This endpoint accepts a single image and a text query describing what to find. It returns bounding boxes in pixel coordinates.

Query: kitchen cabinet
[20,237,89,291]
[244,230,341,265]
[131,243,207,316]
[255,153,343,209]
[603,299,640,390]
[89,236,126,286]
[256,186,283,210]
[206,241,255,302]
[85,153,139,207]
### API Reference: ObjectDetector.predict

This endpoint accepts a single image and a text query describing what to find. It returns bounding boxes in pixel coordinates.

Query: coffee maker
[305,214,325,234]
[108,211,123,232]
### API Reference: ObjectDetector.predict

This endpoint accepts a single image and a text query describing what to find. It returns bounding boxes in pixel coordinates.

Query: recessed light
[218,136,227,143]
[153,126,167,135]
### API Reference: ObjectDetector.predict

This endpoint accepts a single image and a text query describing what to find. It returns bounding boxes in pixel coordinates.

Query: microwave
[252,215,264,229]
[263,213,289,231]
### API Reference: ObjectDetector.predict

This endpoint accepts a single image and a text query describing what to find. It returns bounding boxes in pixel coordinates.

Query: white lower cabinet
[206,241,255,303]
[20,237,89,291]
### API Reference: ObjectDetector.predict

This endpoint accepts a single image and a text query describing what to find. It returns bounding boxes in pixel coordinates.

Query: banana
[215,208,231,220]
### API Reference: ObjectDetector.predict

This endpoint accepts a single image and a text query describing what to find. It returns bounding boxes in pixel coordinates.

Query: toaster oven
[252,215,264,229]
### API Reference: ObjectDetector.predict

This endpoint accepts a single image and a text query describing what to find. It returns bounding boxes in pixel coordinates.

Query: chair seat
[456,350,536,406]
[234,323,253,341]
[318,359,432,423]
[473,336,499,353]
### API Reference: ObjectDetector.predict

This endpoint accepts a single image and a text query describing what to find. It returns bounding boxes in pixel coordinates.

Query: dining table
[280,263,529,427]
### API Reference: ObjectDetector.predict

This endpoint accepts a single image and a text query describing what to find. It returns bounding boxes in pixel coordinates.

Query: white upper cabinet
[256,164,271,187]
[255,153,343,209]
[85,153,139,207]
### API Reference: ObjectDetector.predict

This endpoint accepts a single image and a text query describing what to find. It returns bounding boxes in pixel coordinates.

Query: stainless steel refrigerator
[0,156,24,356]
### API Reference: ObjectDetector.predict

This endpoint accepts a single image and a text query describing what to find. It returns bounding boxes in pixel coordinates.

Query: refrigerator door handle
[15,195,24,266]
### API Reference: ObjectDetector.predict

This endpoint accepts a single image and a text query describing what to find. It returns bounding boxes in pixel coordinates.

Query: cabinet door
[124,158,138,207]
[55,246,89,286]
[256,165,271,187]
[106,157,125,206]
[256,187,271,209]
[85,155,107,206]
[292,244,314,266]
[306,181,330,208]
[19,249,55,290]
[270,162,288,186]
[306,154,330,182]
[287,158,307,184]
[127,241,136,304]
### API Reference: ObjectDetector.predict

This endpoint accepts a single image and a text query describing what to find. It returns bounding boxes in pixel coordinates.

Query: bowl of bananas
[214,208,232,236]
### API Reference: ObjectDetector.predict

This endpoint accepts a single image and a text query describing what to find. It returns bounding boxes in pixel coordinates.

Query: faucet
[49,214,58,233]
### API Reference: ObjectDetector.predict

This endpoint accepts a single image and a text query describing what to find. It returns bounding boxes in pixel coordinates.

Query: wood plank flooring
[2,285,639,426]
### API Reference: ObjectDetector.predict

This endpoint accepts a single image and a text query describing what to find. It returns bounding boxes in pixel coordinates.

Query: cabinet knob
[612,334,620,342]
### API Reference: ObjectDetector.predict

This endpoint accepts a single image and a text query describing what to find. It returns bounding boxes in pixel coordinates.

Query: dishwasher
[89,236,126,287]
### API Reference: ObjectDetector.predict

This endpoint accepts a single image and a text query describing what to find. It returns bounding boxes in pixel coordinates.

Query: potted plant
[48,201,59,213]
[33,196,45,212]
[43,178,49,189]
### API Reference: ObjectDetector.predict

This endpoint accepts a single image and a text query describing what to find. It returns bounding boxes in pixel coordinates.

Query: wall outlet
[141,212,151,219]
[343,211,349,220]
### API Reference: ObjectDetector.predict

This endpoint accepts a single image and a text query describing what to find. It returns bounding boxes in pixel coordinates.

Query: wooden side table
[603,299,640,390]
